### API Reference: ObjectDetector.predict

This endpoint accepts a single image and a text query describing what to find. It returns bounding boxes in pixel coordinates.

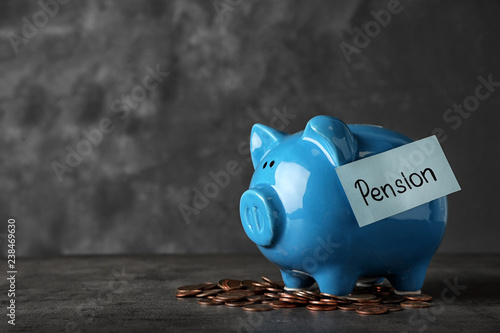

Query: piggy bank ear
[302,116,357,167]
[250,124,287,169]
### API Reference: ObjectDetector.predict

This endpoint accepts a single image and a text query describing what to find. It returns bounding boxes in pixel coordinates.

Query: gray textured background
[1,0,499,256]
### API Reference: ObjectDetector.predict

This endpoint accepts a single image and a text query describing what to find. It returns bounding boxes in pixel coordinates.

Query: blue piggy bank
[240,116,447,296]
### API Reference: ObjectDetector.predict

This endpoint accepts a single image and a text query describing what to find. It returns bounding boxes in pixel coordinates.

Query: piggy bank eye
[263,162,268,169]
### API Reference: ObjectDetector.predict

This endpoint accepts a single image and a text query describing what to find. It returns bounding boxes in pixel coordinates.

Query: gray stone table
[1,254,499,332]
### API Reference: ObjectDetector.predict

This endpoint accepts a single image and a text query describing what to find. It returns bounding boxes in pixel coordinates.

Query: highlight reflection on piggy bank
[240,116,446,295]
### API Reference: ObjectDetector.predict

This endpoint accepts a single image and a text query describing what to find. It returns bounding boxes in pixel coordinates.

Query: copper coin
[261,276,280,288]
[405,294,433,302]
[212,296,224,301]
[279,297,309,304]
[338,304,358,311]
[246,295,268,302]
[346,294,377,302]
[306,304,337,311]
[336,299,351,305]
[355,298,381,304]
[384,304,403,312]
[198,298,221,306]
[270,301,298,308]
[266,287,284,292]
[177,284,200,292]
[400,301,431,308]
[201,283,217,290]
[280,293,308,301]
[352,302,381,306]
[249,287,266,294]
[218,279,242,290]
[309,300,338,305]
[261,300,274,304]
[243,304,273,312]
[241,280,260,288]
[216,293,248,301]
[356,305,388,315]
[212,298,226,305]
[320,292,339,299]
[382,295,406,304]
[303,290,321,297]
[264,293,280,299]
[319,299,339,305]
[225,300,254,307]
[176,290,202,297]
[196,289,222,298]
[295,291,319,300]
[226,289,255,296]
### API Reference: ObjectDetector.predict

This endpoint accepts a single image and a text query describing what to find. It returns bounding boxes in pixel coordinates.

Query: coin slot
[244,206,262,232]
[245,207,253,231]
[253,205,262,232]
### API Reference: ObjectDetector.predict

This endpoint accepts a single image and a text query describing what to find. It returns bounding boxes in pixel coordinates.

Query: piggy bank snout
[240,188,281,247]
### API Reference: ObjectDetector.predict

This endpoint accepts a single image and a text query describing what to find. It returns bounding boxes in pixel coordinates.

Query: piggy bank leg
[280,269,315,290]
[314,268,358,296]
[387,262,429,294]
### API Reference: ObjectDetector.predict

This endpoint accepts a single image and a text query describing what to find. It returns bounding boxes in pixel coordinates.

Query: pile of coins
[176,276,433,315]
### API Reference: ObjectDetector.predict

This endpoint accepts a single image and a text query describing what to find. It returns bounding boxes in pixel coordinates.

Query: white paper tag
[335,135,461,227]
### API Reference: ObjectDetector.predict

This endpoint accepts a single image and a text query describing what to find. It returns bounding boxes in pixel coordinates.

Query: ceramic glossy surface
[240,116,447,295]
